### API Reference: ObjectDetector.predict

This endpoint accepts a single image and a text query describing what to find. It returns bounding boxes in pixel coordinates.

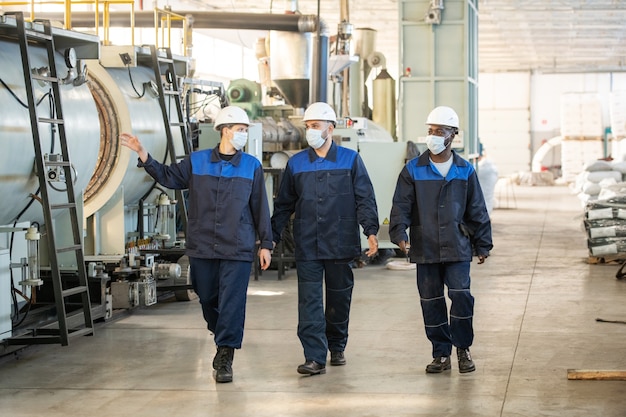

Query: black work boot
[297,360,326,375]
[330,351,346,366]
[212,346,224,370]
[425,356,451,373]
[213,346,235,383]
[457,347,476,373]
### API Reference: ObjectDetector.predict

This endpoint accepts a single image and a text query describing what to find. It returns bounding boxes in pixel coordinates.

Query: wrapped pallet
[560,92,603,138]
[560,93,605,183]
[584,190,626,261]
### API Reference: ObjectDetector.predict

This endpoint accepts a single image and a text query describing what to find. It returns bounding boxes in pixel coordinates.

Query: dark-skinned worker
[389,105,493,374]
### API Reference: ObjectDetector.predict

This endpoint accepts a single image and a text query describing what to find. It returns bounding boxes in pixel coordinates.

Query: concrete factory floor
[1,184,626,417]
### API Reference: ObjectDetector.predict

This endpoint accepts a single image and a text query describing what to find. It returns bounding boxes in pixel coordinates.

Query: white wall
[478,72,531,175]
[479,71,626,177]
[191,31,259,83]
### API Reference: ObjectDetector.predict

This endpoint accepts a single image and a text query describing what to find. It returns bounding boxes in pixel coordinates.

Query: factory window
[193,32,258,84]
[108,28,258,85]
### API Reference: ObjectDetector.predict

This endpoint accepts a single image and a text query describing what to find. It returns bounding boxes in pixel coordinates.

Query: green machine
[196,79,264,151]
[227,78,264,119]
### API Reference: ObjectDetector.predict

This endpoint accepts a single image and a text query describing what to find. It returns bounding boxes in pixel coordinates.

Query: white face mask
[425,134,449,155]
[230,131,248,150]
[306,128,327,149]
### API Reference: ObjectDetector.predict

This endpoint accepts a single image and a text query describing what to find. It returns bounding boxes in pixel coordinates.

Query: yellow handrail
[153,6,187,51]
[0,0,192,54]
[0,0,135,45]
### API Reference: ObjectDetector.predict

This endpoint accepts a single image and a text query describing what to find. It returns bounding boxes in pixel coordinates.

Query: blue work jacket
[389,151,493,264]
[139,146,273,261]
[271,142,379,261]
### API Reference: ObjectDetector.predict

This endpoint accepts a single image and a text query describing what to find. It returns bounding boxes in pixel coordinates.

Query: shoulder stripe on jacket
[289,147,357,174]
[190,151,259,179]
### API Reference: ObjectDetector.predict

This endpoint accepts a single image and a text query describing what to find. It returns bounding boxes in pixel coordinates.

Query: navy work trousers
[189,257,252,349]
[296,259,354,365]
[416,261,474,358]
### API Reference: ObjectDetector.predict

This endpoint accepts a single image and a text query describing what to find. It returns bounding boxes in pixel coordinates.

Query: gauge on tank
[64,47,77,68]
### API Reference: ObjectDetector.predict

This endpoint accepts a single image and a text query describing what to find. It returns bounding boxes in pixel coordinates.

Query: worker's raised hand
[119,132,141,152]
[120,132,148,162]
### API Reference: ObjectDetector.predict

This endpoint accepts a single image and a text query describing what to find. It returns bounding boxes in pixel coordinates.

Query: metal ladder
[7,12,93,346]
[147,45,190,232]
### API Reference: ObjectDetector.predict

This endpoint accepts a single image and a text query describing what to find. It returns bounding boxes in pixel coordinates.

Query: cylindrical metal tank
[0,37,170,227]
[269,30,312,110]
[0,41,99,225]
[82,62,171,218]
[353,28,377,79]
[372,69,396,140]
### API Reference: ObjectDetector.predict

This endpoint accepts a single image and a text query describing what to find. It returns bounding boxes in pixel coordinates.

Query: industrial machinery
[0,13,197,349]
[0,2,415,350]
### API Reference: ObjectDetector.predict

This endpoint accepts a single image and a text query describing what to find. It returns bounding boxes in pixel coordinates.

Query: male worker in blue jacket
[120,106,273,384]
[272,102,379,376]
[390,105,492,374]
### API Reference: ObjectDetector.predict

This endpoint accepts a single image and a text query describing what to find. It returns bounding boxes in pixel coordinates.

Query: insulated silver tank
[0,30,170,227]
[0,40,99,225]
[82,60,172,219]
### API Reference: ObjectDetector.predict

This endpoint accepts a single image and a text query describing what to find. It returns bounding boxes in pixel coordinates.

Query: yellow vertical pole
[161,16,167,47]
[167,13,171,48]
[154,8,158,48]
[64,0,71,29]
[183,16,191,56]
[94,0,100,38]
[103,2,109,45]
[130,5,135,46]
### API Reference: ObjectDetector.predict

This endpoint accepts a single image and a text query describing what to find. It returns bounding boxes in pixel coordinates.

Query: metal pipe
[34,11,318,32]
[338,0,352,115]
[35,9,328,105]
[311,32,329,103]
[309,2,329,105]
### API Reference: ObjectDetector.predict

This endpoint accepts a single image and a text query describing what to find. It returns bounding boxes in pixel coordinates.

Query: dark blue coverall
[271,142,379,365]
[139,147,273,348]
[389,150,492,358]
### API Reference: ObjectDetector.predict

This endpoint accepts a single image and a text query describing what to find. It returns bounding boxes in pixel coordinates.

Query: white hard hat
[303,102,337,125]
[425,106,459,129]
[214,106,250,131]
